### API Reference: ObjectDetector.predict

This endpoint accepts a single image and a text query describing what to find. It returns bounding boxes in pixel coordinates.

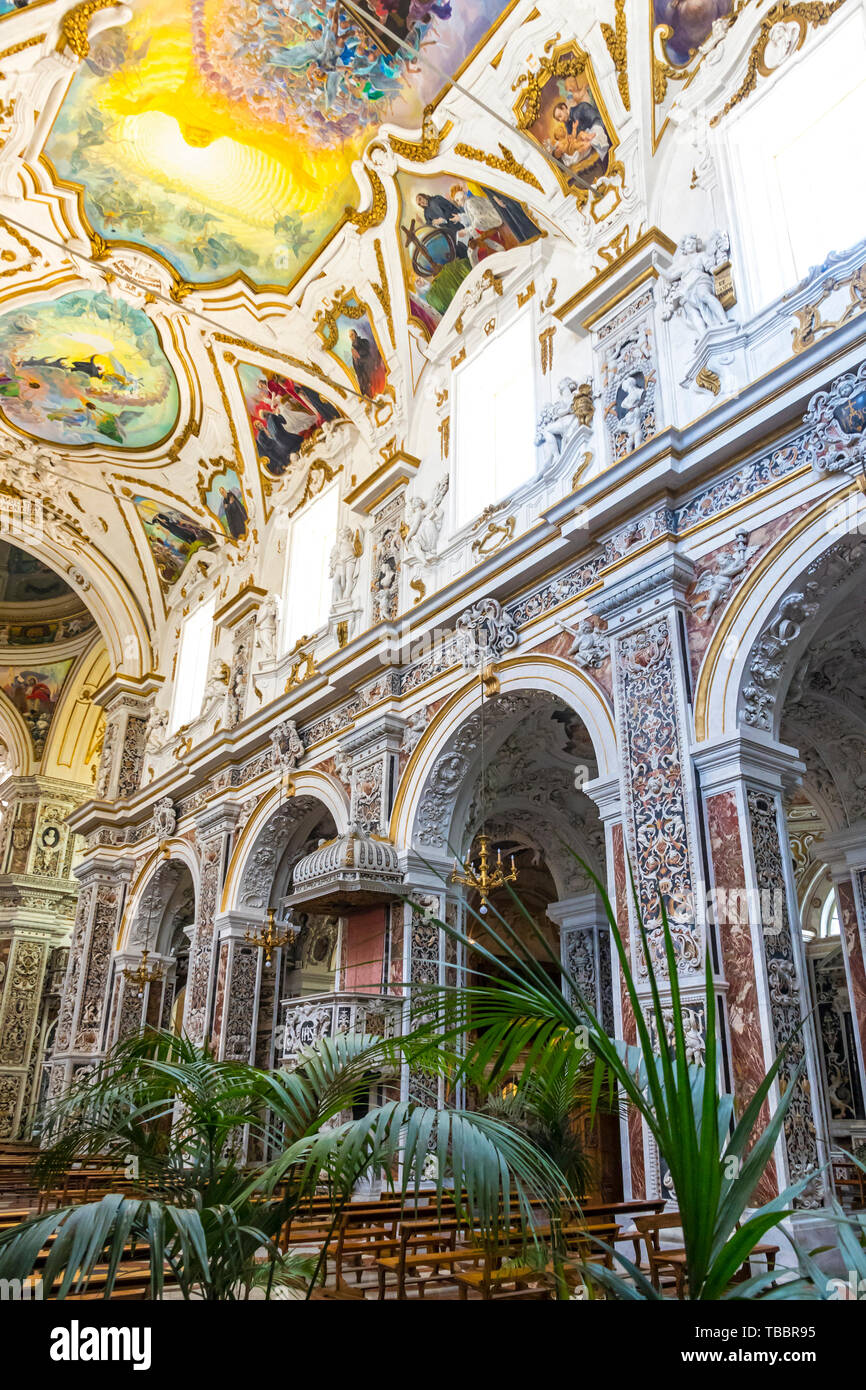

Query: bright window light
[820,892,841,938]
[725,14,866,305]
[283,484,339,651]
[453,310,536,528]
[170,593,215,733]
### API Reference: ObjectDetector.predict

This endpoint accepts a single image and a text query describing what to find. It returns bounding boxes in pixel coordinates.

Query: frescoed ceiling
[45,0,512,288]
[0,0,808,679]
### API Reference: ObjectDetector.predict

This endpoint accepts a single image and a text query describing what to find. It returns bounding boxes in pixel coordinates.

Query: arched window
[820,891,841,939]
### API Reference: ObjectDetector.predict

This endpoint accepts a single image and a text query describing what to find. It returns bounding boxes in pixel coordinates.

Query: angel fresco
[45,0,513,288]
[0,660,73,759]
[132,498,217,588]
[238,364,342,476]
[653,0,734,68]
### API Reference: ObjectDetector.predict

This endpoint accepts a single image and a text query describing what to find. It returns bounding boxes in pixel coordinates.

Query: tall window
[725,13,866,305]
[170,593,215,733]
[283,483,339,651]
[452,309,536,529]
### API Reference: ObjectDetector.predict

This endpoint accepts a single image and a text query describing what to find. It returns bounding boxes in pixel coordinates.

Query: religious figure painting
[45,0,514,289]
[653,0,734,68]
[0,291,179,449]
[0,659,74,759]
[515,50,615,196]
[132,498,218,588]
[396,172,542,335]
[201,465,249,541]
[318,299,388,400]
[238,363,343,477]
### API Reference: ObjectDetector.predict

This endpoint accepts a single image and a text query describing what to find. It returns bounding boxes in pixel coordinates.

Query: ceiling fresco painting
[0,657,74,759]
[0,290,179,449]
[131,497,218,588]
[316,294,389,399]
[238,363,343,477]
[200,461,249,540]
[396,171,543,334]
[653,0,734,68]
[44,0,514,288]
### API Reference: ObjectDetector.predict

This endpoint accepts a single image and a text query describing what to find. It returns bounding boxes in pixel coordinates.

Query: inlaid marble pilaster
[183,805,241,1046]
[211,911,263,1064]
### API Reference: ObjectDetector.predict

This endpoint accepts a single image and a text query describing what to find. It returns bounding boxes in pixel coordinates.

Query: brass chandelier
[244,907,293,967]
[450,664,519,913]
[122,948,165,998]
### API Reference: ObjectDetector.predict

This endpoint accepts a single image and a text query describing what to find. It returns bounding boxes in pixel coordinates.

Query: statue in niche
[691,529,758,622]
[329,526,362,606]
[617,373,647,455]
[658,232,731,338]
[256,594,279,664]
[405,476,449,566]
[535,377,593,462]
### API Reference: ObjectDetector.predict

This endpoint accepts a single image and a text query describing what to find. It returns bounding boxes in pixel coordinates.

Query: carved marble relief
[613,616,700,976]
[597,288,659,463]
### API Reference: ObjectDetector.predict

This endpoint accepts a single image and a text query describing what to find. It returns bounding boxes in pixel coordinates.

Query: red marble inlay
[706,790,778,1202]
[612,821,645,1197]
[839,879,866,1074]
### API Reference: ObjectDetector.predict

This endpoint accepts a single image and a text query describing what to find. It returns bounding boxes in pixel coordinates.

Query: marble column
[548,890,614,1034]
[182,805,241,1047]
[817,824,866,1108]
[589,551,713,1199]
[694,730,828,1201]
[211,910,264,1063]
[50,852,137,1096]
[584,773,648,1198]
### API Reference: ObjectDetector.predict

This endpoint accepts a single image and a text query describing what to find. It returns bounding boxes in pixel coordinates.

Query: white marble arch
[0,528,153,680]
[390,652,618,852]
[220,769,351,915]
[694,483,866,743]
[0,695,34,778]
[116,838,201,955]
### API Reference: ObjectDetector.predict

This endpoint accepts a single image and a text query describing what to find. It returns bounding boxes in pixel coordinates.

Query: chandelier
[122,948,165,997]
[450,663,519,914]
[451,832,517,913]
[244,908,293,967]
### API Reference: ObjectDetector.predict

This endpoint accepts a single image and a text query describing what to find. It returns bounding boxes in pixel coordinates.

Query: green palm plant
[0,1026,565,1300]
[401,853,819,1299]
[480,1039,605,1197]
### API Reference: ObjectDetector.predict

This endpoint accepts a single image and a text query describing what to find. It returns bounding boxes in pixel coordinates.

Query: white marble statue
[144,709,169,757]
[658,232,730,338]
[405,476,449,566]
[536,378,585,461]
[618,374,647,455]
[329,526,362,605]
[256,594,279,663]
[201,658,230,720]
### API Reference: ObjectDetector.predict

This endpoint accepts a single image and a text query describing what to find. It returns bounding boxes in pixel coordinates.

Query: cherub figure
[658,232,730,338]
[405,476,449,566]
[692,529,757,622]
[536,377,590,461]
